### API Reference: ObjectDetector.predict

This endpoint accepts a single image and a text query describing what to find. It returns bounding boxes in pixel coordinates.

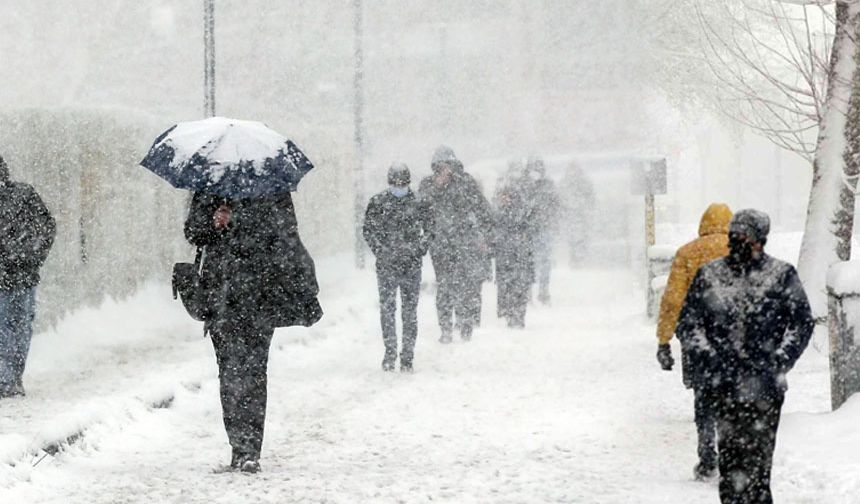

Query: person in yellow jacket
[655,202,732,480]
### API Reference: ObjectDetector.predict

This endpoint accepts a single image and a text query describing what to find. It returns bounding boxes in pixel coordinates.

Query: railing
[0,108,187,330]
[827,261,860,410]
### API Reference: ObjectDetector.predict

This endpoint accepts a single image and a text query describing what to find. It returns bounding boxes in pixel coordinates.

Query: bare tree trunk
[799,1,860,318]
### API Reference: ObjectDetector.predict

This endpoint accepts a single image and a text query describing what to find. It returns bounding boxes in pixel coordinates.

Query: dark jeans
[435,270,482,335]
[694,386,718,469]
[716,391,784,504]
[377,263,421,365]
[0,288,36,392]
[209,320,274,461]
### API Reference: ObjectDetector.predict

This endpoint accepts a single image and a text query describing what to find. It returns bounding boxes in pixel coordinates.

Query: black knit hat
[387,162,410,186]
[730,209,770,244]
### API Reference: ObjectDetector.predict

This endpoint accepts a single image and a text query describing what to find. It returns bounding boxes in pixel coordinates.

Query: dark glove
[657,343,674,371]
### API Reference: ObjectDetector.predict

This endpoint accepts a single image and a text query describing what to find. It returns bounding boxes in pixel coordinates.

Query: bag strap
[195,246,206,274]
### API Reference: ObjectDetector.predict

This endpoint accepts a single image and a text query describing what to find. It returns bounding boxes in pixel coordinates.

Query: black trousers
[433,262,482,335]
[716,391,784,504]
[694,386,719,469]
[209,320,274,461]
[377,263,421,365]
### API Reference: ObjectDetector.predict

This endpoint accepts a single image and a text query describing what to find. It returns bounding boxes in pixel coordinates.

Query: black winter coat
[184,191,322,329]
[676,254,814,397]
[0,181,56,292]
[493,186,536,314]
[362,189,432,271]
[418,169,493,282]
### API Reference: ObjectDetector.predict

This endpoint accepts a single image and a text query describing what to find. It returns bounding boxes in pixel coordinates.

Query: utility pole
[204,0,216,118]
[353,0,367,268]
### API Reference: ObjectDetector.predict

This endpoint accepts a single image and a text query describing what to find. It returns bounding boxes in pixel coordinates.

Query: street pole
[353,0,367,269]
[204,0,216,118]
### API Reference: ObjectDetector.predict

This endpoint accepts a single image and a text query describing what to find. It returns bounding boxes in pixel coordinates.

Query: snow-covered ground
[1,255,858,503]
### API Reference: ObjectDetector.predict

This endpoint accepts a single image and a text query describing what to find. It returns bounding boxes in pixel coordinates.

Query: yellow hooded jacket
[656,203,733,345]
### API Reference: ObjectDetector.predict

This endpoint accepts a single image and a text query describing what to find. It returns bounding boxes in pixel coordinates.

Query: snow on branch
[690,0,835,161]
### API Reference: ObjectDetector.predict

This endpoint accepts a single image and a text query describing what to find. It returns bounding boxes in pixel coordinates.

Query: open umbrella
[140,117,315,199]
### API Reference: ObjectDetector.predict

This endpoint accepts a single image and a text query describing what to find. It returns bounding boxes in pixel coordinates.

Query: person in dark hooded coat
[418,146,493,343]
[363,163,432,372]
[0,155,56,398]
[676,209,814,503]
[184,190,322,473]
[524,156,560,305]
[492,180,536,328]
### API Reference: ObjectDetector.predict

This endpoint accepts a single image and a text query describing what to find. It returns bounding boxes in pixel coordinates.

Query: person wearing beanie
[655,203,733,479]
[418,146,493,343]
[363,163,432,372]
[676,209,814,503]
[0,154,56,398]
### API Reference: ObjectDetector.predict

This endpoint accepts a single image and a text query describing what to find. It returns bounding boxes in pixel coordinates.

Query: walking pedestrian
[184,190,322,473]
[676,209,814,503]
[493,181,536,328]
[0,155,56,399]
[655,203,733,479]
[363,163,432,372]
[418,146,493,343]
[559,164,595,265]
[524,156,560,305]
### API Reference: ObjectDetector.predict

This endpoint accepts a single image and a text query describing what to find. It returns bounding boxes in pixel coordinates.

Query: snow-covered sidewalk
[1,259,858,503]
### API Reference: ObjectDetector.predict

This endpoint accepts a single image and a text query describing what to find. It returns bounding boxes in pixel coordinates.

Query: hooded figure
[655,203,732,480]
[184,190,322,472]
[676,209,814,502]
[524,156,560,304]
[656,203,734,375]
[363,163,432,372]
[418,146,493,343]
[0,155,56,398]
[493,180,537,328]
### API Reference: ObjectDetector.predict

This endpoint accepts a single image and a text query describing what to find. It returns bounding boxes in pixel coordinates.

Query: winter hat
[387,163,411,186]
[0,155,7,182]
[729,209,770,244]
[431,145,459,171]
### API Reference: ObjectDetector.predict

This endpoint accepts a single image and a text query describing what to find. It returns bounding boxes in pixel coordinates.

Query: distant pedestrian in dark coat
[418,146,493,343]
[363,164,432,372]
[676,209,814,504]
[185,190,322,473]
[524,156,560,305]
[0,155,56,399]
[493,182,536,328]
[560,164,595,265]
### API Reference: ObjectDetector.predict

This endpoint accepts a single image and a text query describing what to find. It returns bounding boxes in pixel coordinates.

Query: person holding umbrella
[142,117,323,473]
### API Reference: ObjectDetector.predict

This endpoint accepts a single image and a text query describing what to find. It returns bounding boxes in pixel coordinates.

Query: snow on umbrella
[140,117,315,198]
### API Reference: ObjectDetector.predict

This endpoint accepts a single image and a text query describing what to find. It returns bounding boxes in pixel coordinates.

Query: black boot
[460,324,473,342]
[439,328,453,344]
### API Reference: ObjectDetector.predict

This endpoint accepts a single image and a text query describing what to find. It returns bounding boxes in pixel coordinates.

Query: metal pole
[353,0,367,269]
[645,191,656,316]
[204,0,216,118]
[645,193,656,248]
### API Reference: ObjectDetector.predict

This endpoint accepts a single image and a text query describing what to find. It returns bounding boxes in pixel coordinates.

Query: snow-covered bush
[0,108,188,330]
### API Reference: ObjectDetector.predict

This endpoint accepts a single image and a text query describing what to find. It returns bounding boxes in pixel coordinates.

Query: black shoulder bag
[172,247,210,322]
